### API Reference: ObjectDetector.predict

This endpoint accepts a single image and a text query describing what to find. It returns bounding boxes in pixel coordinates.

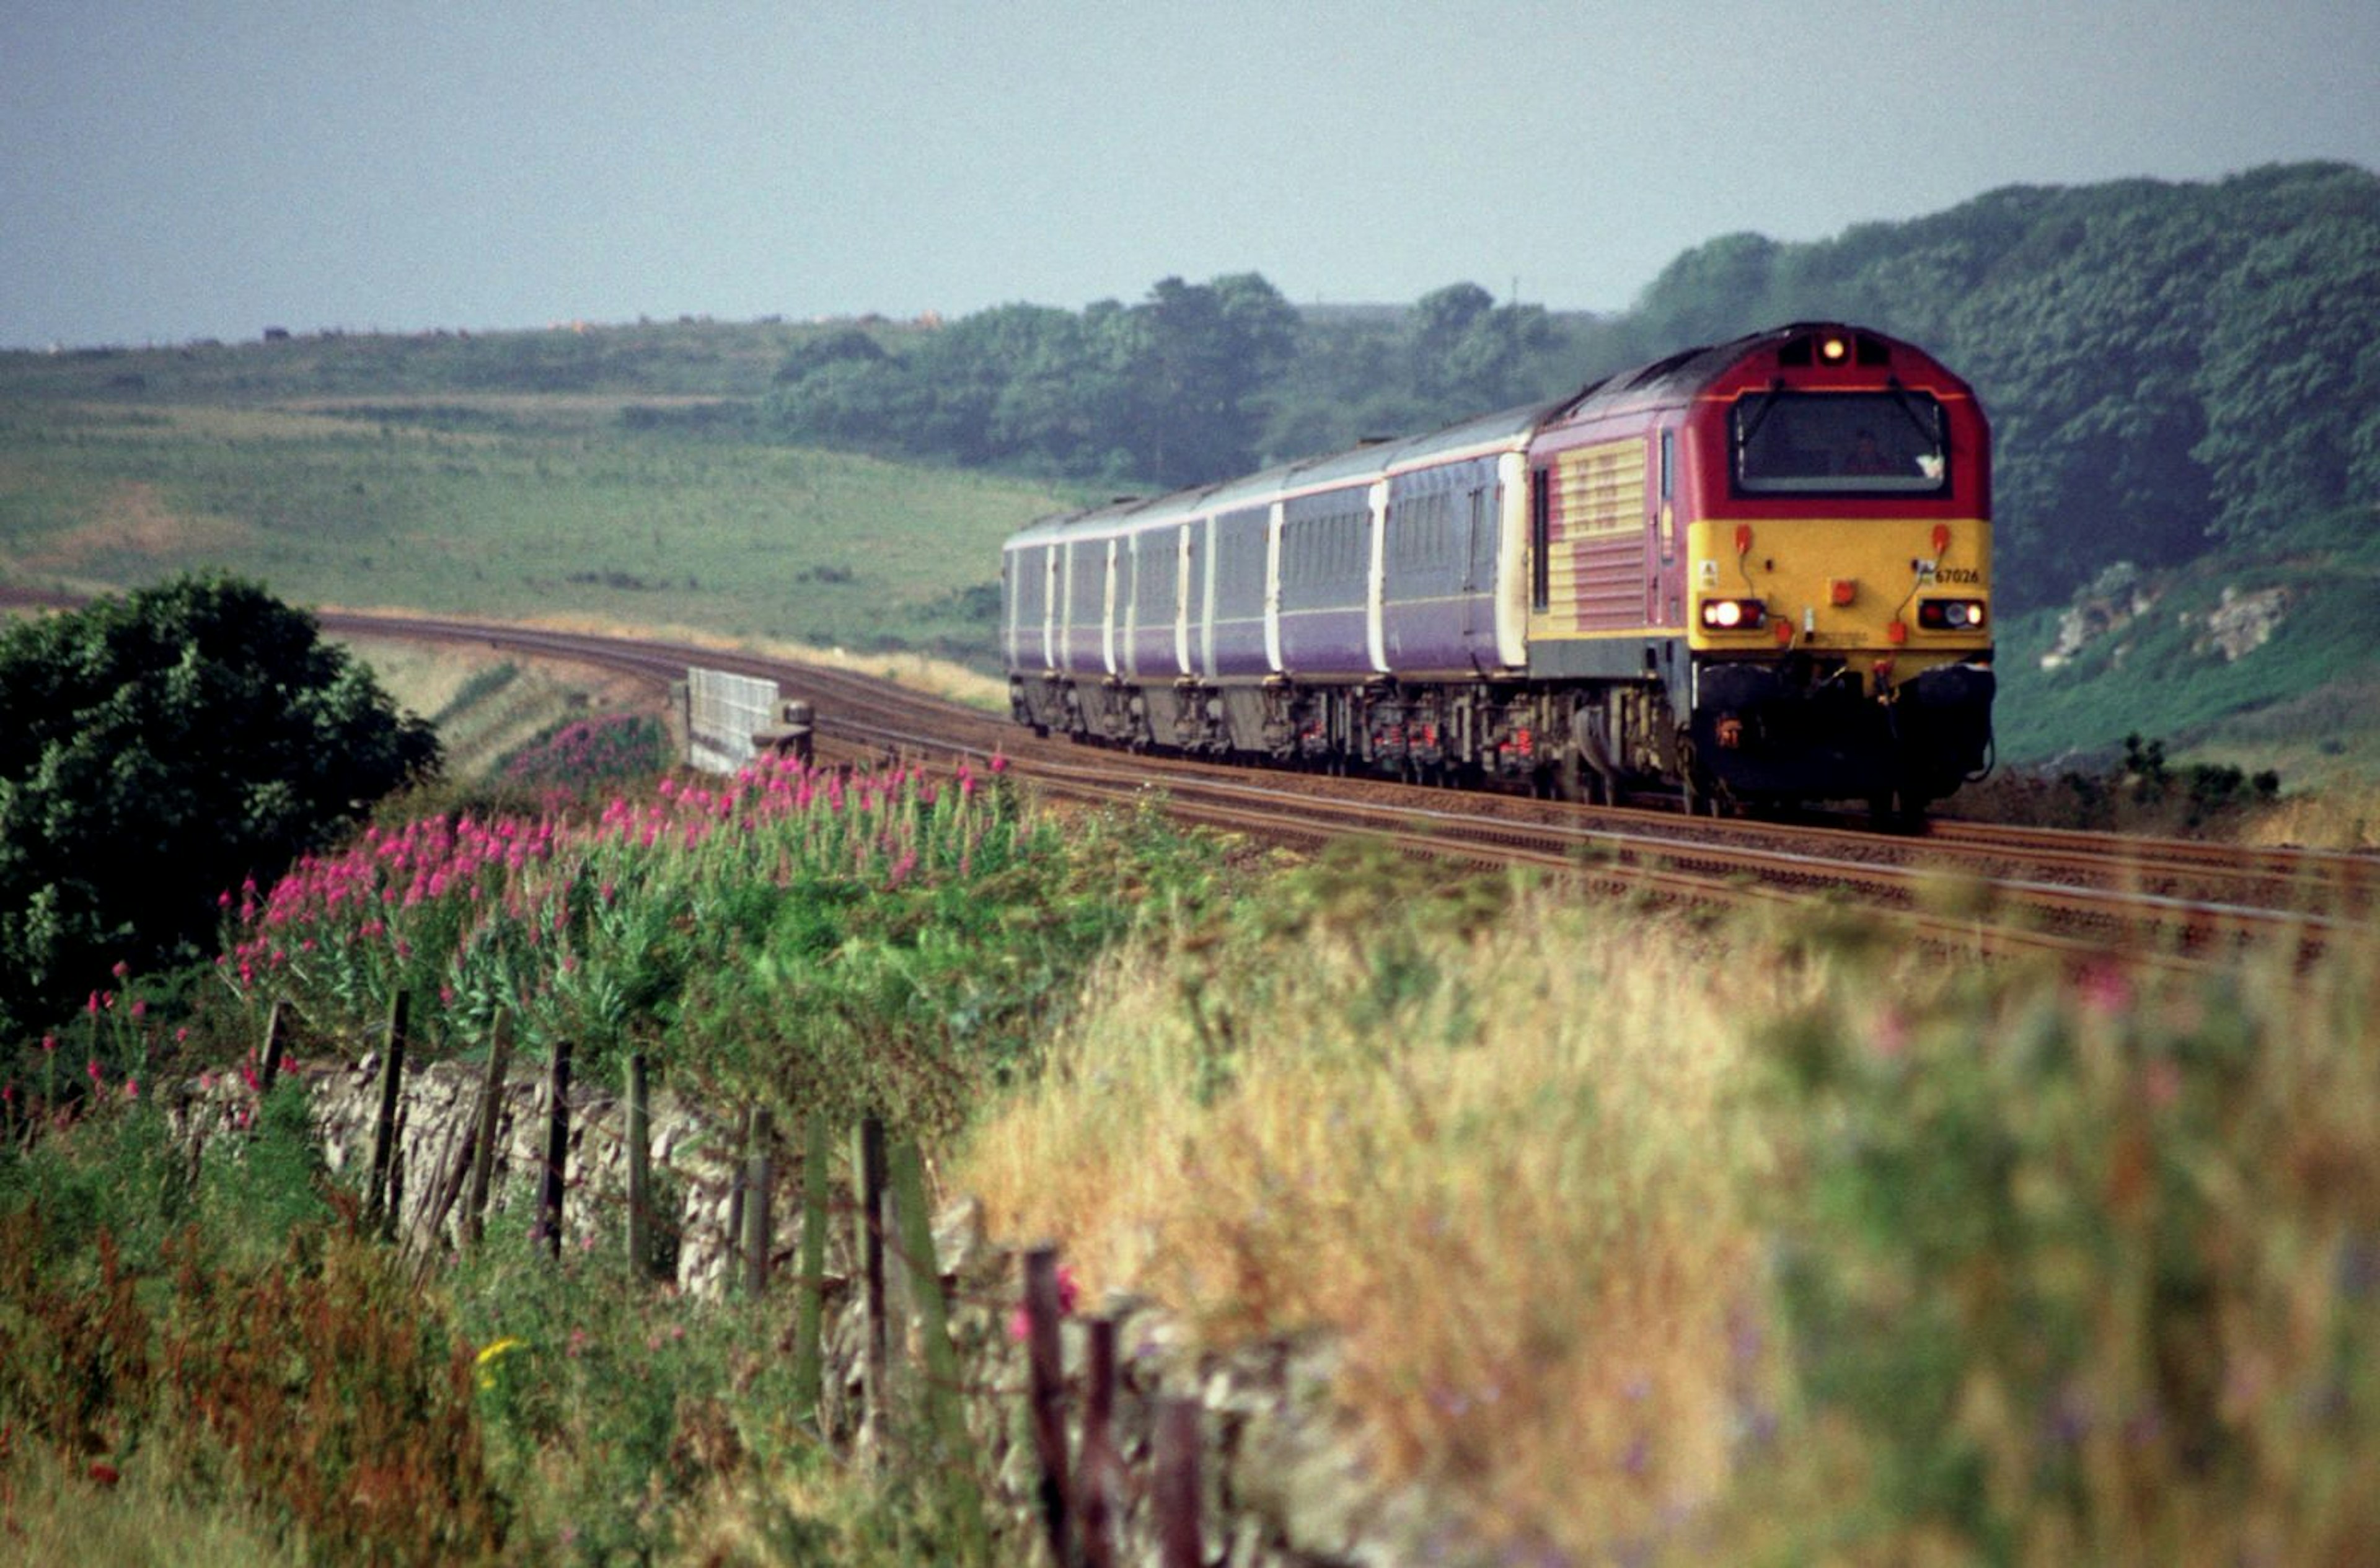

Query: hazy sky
[7,0,2378,348]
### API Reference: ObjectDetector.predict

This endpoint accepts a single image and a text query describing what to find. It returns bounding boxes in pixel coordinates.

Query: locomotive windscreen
[1732,392,1947,495]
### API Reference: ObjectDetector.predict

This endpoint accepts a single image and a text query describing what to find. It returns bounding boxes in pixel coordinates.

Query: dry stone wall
[170,1055,1478,1567]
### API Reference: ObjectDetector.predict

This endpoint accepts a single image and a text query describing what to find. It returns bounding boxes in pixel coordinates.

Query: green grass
[2,316,931,405]
[1993,506,2380,772]
[0,384,1069,669]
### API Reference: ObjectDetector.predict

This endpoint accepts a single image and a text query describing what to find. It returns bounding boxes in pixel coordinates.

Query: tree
[0,575,441,1036]
[2192,209,2380,540]
[1410,281,1561,418]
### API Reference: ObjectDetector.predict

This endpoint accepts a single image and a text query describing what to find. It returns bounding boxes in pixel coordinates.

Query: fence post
[889,1135,987,1564]
[625,1052,653,1281]
[257,998,289,1099]
[1079,1318,1119,1568]
[1154,1397,1204,1568]
[537,1036,572,1259]
[462,1008,513,1248]
[743,1107,775,1296]
[725,1104,753,1290]
[364,989,409,1236]
[1023,1244,1073,1568]
[856,1115,890,1455]
[794,1108,831,1423]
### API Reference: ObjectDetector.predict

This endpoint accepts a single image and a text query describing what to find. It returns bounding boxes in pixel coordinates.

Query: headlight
[1699,597,1768,630]
[1917,598,1988,630]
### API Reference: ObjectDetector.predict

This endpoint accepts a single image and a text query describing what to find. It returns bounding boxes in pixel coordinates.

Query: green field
[0,328,1065,670]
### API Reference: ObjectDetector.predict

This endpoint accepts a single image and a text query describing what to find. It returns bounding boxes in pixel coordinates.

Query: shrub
[1756,931,2380,1562]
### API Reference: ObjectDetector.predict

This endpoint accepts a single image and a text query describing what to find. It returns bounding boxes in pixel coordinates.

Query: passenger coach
[1004,323,1994,817]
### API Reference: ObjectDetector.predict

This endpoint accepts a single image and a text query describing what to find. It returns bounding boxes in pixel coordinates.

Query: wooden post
[793,1108,831,1423]
[856,1115,890,1454]
[462,1009,513,1248]
[415,1111,478,1275]
[257,998,289,1099]
[889,1136,987,1564]
[743,1107,774,1296]
[537,1036,572,1259]
[625,1052,653,1281]
[1154,1398,1204,1568]
[1078,1318,1120,1568]
[1023,1244,1073,1568]
[725,1105,752,1290]
[364,989,409,1235]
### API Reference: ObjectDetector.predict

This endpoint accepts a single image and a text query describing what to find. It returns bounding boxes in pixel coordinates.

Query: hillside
[0,352,1063,669]
[4,162,2374,775]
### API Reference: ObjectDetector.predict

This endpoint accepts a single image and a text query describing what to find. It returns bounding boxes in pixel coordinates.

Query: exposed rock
[2191,583,2290,661]
[2040,562,2157,671]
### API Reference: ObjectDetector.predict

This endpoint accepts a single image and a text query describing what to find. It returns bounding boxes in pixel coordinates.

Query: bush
[1757,933,2380,1562]
[0,575,439,1039]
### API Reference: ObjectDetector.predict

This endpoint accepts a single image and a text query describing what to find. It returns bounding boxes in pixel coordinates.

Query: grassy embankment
[1991,503,2380,798]
[0,325,1069,675]
[2,741,2374,1563]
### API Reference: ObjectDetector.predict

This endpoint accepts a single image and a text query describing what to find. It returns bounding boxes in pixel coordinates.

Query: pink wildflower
[1005,1264,1083,1342]
[2078,960,2133,1018]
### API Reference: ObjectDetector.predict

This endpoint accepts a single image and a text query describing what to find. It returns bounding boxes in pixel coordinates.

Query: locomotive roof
[1545,322,1959,423]
[1006,399,1553,548]
[1003,323,1950,550]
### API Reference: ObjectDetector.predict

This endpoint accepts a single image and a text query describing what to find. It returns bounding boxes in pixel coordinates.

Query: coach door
[1649,428,1679,627]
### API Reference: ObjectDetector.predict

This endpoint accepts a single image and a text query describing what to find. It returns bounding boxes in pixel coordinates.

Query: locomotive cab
[1682,326,1994,811]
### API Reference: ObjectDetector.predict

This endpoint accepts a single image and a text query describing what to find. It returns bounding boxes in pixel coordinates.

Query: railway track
[281,609,2380,972]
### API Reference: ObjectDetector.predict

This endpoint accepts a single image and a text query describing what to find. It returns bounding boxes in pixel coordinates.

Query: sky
[6,0,2378,349]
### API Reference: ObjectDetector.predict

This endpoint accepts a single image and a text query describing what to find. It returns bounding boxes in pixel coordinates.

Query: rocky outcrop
[2187,583,2290,662]
[2040,562,2157,671]
[2039,563,2291,672]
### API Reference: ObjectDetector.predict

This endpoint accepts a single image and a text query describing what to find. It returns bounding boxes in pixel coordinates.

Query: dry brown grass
[2239,775,2380,852]
[953,861,1830,1554]
[0,1437,298,1568]
[15,480,257,571]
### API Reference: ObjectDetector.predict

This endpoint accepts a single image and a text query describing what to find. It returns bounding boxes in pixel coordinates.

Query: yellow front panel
[1688,515,1993,676]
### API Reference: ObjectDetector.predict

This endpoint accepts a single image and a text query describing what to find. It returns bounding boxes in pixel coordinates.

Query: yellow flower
[474,1336,527,1390]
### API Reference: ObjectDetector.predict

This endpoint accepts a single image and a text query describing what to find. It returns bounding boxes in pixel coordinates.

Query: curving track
[298,608,2379,979]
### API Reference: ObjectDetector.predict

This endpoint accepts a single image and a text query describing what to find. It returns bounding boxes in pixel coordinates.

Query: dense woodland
[764,162,2380,612]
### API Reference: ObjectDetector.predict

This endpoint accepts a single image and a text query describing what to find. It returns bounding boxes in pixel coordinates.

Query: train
[1001,322,1994,819]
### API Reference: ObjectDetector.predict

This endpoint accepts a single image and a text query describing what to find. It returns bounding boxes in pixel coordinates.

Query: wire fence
[203,992,1213,1568]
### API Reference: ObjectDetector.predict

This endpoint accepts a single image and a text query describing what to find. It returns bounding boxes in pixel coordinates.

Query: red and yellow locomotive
[1004,322,1994,817]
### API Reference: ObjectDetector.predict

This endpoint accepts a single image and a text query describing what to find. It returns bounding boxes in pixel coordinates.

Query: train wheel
[1553,749,1589,804]
[1868,789,1926,834]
